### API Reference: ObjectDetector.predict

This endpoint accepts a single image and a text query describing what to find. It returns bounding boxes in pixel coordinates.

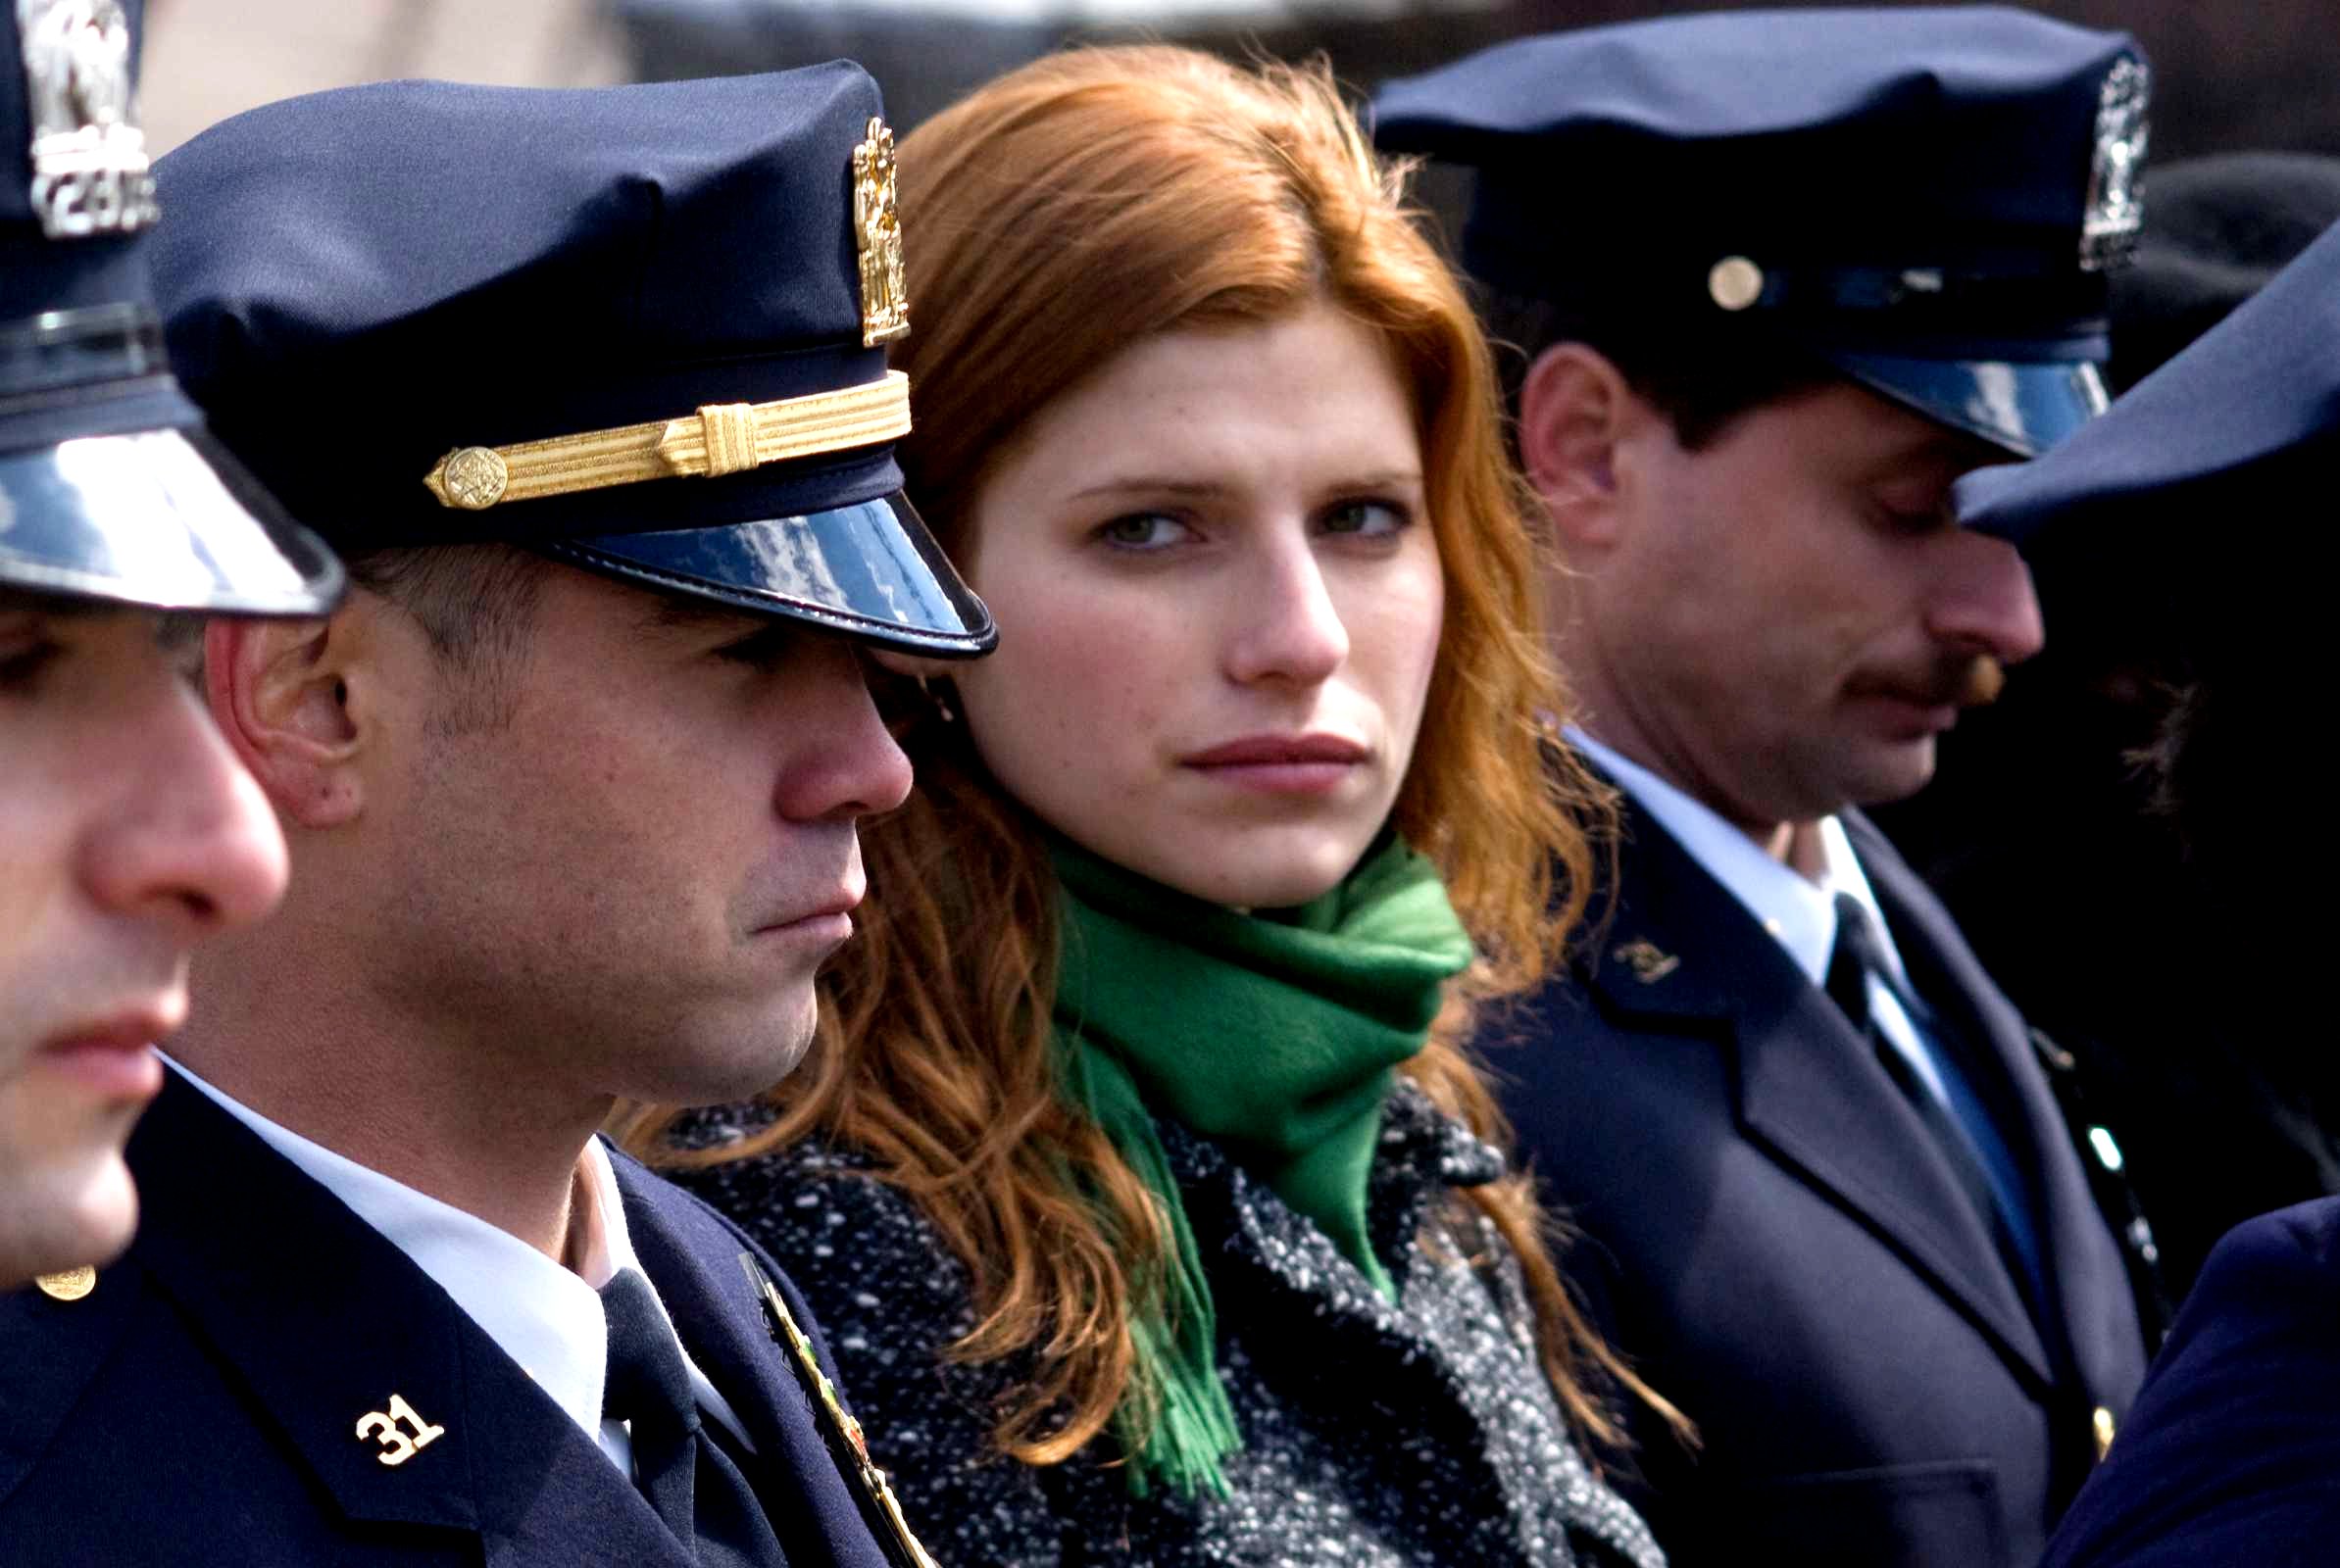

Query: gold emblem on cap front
[16,0,160,239]
[853,117,911,348]
[33,1264,96,1301]
[1708,256,1765,313]
[430,446,510,511]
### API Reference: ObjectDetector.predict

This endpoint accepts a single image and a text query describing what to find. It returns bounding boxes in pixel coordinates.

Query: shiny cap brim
[549,490,995,659]
[0,428,344,615]
[1828,353,2111,462]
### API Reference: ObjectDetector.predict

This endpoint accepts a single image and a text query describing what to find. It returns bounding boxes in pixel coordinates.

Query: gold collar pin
[1615,940,1681,984]
[32,1264,96,1301]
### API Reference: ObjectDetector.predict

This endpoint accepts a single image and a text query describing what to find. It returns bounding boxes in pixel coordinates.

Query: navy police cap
[2107,152,2340,394]
[1372,6,2150,458]
[152,65,995,658]
[1959,215,2340,543]
[1,0,341,616]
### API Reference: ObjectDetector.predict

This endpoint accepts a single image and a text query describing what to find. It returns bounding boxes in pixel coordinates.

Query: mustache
[1857,654,2006,710]
[1961,657,2006,707]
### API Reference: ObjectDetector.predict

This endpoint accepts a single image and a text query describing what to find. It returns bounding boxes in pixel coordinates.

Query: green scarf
[1050,833,1474,1499]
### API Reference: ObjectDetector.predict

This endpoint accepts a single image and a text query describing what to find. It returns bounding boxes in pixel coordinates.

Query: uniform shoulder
[2201,1196,2340,1282]
[2042,1198,2340,1568]
[2154,1197,2340,1362]
[0,1258,149,1508]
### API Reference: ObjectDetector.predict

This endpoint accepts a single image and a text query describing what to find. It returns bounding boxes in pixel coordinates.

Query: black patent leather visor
[0,429,344,615]
[550,490,996,659]
[1830,353,2111,461]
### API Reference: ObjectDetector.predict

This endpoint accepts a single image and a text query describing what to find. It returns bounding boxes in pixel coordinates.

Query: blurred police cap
[1960,213,2340,544]
[2110,151,2340,394]
[1,0,341,617]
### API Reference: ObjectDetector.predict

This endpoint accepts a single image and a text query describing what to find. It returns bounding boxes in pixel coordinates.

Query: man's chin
[1845,739,1940,809]
[638,1007,820,1109]
[0,1153,140,1291]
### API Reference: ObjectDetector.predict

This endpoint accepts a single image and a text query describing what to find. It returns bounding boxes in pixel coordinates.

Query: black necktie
[600,1267,785,1567]
[1825,895,2024,1274]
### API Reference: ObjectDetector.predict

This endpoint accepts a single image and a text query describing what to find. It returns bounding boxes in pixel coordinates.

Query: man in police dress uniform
[1375,11,2152,1565]
[1962,210,2340,1568]
[0,0,342,1297]
[0,65,991,1567]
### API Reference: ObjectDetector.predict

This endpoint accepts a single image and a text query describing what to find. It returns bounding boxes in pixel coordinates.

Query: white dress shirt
[1571,728,1953,1107]
[165,1057,752,1476]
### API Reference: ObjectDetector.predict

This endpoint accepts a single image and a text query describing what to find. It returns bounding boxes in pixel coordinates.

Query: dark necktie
[1825,894,2043,1308]
[600,1267,785,1567]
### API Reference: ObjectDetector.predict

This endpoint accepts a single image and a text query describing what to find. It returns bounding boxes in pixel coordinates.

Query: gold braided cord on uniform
[423,370,912,511]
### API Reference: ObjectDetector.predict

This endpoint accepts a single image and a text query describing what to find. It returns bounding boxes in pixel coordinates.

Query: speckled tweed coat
[675,1082,1665,1568]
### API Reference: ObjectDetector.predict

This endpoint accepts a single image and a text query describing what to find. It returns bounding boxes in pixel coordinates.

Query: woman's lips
[1181,733,1369,795]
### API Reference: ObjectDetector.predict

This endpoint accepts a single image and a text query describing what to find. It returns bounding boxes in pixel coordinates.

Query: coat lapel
[126,1075,690,1564]
[1582,805,2055,1388]
[1846,812,2143,1406]
[614,1148,893,1568]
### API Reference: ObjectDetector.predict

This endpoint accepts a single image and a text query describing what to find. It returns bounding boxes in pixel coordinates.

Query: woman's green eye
[1322,499,1407,536]
[1098,514,1189,549]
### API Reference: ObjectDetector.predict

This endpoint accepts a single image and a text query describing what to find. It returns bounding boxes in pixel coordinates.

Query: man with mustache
[0,0,342,1298]
[0,66,992,1566]
[1375,11,2156,1567]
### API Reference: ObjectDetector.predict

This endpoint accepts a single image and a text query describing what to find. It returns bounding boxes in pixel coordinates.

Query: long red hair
[630,43,1679,1465]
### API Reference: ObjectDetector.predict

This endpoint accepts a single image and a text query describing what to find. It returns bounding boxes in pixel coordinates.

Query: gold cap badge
[16,0,160,239]
[852,118,910,348]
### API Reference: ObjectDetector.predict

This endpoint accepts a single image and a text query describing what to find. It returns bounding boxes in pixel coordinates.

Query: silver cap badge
[2078,55,2149,272]
[17,0,159,239]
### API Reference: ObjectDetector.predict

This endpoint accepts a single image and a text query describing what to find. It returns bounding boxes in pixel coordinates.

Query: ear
[1518,343,1639,554]
[204,604,374,831]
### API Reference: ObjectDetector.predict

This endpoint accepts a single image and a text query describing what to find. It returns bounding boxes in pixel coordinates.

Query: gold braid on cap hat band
[423,370,912,512]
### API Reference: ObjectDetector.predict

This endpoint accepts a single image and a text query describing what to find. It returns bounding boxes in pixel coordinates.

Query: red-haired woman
[630,45,1678,1568]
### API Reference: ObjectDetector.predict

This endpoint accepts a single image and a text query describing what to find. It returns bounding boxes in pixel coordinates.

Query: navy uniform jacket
[1500,799,2146,1567]
[2042,1198,2340,1568]
[0,1074,904,1566]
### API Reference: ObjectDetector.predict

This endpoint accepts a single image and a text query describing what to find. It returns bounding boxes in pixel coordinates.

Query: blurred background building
[144,0,2340,160]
